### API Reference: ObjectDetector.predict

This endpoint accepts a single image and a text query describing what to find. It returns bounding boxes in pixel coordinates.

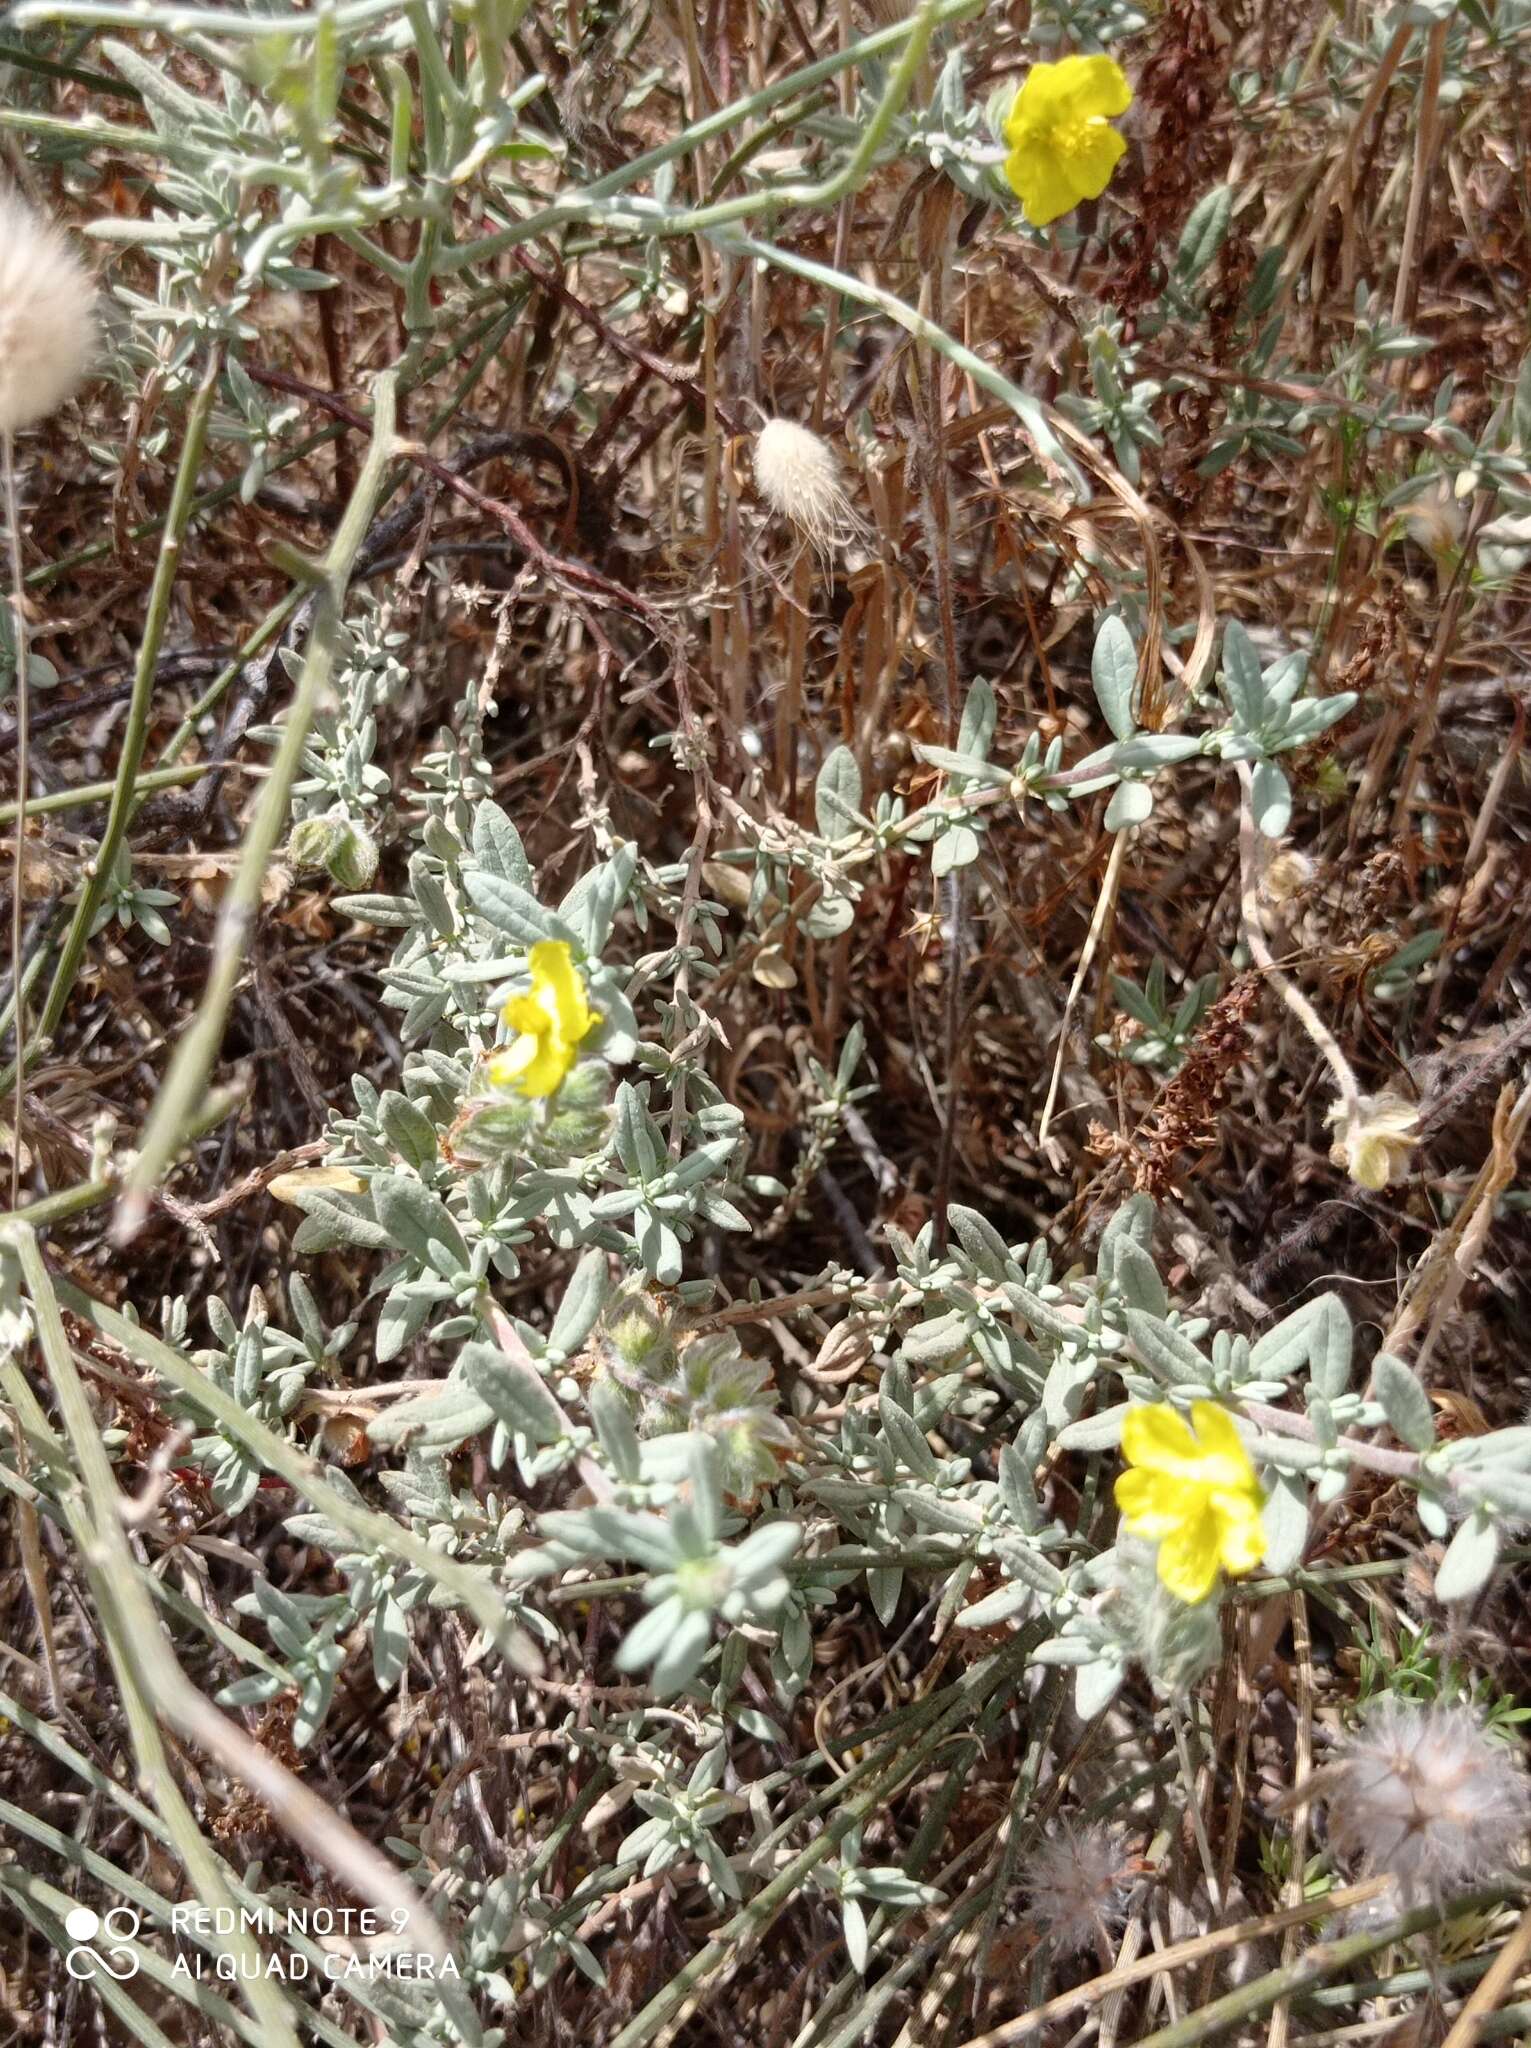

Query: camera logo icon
[64,1906,143,1980]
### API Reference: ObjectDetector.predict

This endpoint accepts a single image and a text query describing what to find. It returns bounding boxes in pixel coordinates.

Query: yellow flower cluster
[489,940,598,1099]
[1114,1400,1266,1605]
[1002,56,1133,228]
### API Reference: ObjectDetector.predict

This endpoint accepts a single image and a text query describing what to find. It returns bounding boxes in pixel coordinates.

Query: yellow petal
[1156,1509,1221,1604]
[514,1035,574,1098]
[1212,1494,1267,1577]
[503,991,548,1036]
[1121,1402,1198,1474]
[1188,1401,1259,1491]
[1003,64,1062,146]
[1062,53,1133,119]
[489,1032,541,1086]
[1114,1466,1184,1538]
[528,939,594,1044]
[1062,122,1126,204]
[1005,142,1084,227]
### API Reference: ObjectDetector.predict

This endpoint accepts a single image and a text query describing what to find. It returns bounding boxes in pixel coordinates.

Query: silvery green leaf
[1250,759,1291,838]
[913,744,1011,784]
[1174,182,1233,282]
[1105,779,1154,831]
[1220,620,1267,729]
[372,1172,470,1273]
[815,746,864,835]
[372,1591,410,1688]
[471,800,534,889]
[868,1565,903,1625]
[1098,1194,1156,1273]
[948,1205,1014,1280]
[1373,1351,1435,1451]
[1260,1470,1308,1575]
[1042,1350,1096,1430]
[932,824,981,876]
[409,856,455,939]
[1056,1403,1130,1452]
[880,1397,939,1480]
[1417,1488,1450,1538]
[899,1309,967,1362]
[331,893,416,926]
[375,1284,432,1363]
[637,1209,683,1284]
[998,1441,1041,1531]
[991,1539,1065,1596]
[1464,1468,1531,1519]
[900,1492,979,1535]
[461,1342,563,1443]
[589,1374,642,1479]
[1091,615,1139,740]
[1277,692,1354,745]
[1075,734,1203,774]
[1111,1240,1168,1317]
[463,868,569,946]
[843,1897,869,1974]
[549,1250,611,1358]
[560,844,637,955]
[1252,1293,1351,1393]
[379,1091,438,1172]
[958,676,997,762]
[1074,1652,1126,1720]
[1000,1283,1076,1343]
[290,1188,393,1255]
[1434,1510,1499,1603]
[1126,1308,1208,1387]
[366,1382,496,1451]
[803,893,856,939]
[957,1579,1035,1628]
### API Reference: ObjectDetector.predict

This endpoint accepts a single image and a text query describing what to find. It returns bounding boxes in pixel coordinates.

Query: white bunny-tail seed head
[752,417,861,558]
[1323,1701,1530,1898]
[0,191,97,434]
[1021,1824,1132,1956]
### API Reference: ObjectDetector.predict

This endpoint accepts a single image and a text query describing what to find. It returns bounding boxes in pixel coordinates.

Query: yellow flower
[1002,55,1133,228]
[488,940,598,1098]
[1327,1091,1418,1192]
[1114,1400,1266,1605]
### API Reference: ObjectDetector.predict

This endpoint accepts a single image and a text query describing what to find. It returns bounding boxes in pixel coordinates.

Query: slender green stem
[4,428,26,1204]
[439,0,983,270]
[115,371,397,1228]
[719,229,1081,489]
[14,350,221,1092]
[0,759,232,827]
[1130,1884,1528,2048]
[1,1225,300,2048]
[53,1268,539,1668]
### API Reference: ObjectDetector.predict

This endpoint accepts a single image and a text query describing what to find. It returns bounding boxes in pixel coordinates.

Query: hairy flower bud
[288,811,379,889]
[0,190,96,434]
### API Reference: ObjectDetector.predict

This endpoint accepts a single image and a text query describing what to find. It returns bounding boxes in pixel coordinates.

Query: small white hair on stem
[752,417,863,559]
[0,189,97,435]
[1320,1700,1530,1898]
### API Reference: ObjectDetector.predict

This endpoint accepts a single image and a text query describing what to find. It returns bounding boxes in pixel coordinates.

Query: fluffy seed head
[1322,1701,1530,1898]
[1021,1825,1132,1956]
[752,418,860,556]
[0,190,97,434]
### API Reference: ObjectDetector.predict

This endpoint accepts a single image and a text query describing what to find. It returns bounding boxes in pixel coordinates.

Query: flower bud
[288,812,379,889]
